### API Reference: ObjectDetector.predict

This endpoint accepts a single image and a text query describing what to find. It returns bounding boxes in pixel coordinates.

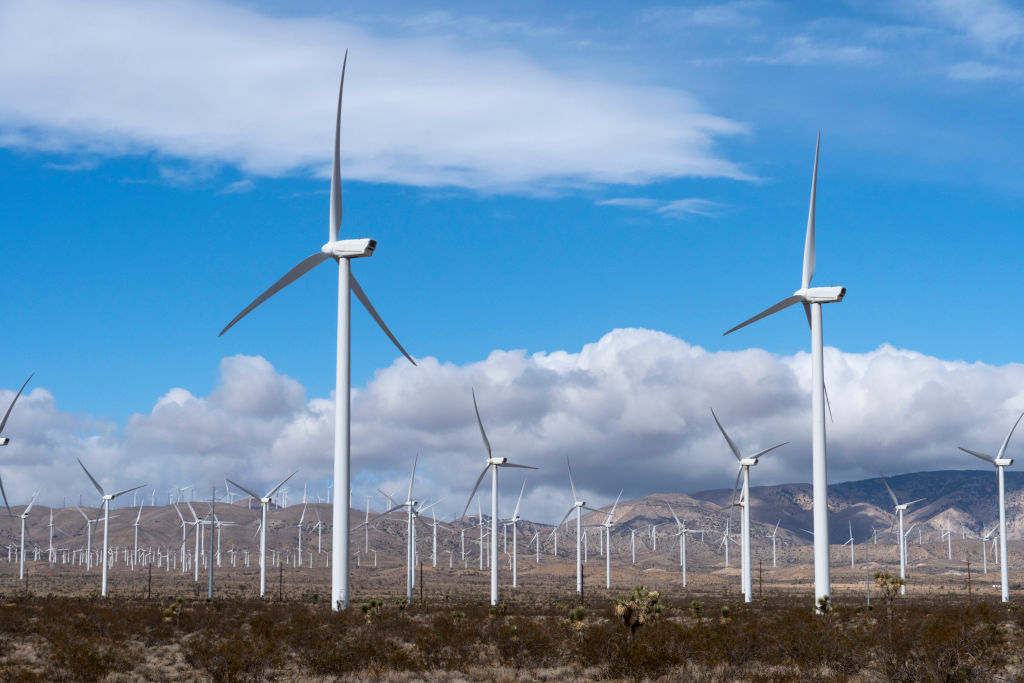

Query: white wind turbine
[723,133,845,610]
[17,492,38,580]
[767,520,782,568]
[843,521,855,568]
[598,490,623,589]
[132,504,143,564]
[880,473,924,596]
[554,458,603,596]
[462,390,537,606]
[294,502,307,569]
[667,503,702,587]
[500,479,528,588]
[958,409,1023,603]
[373,454,426,603]
[0,374,33,513]
[218,52,416,611]
[77,458,145,597]
[980,524,998,574]
[226,472,297,597]
[711,407,788,603]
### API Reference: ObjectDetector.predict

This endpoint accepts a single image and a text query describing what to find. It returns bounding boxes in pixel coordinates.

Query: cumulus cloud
[3,330,1023,523]
[0,0,750,192]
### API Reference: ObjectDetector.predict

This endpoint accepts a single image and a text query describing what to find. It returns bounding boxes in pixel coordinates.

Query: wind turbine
[767,520,781,568]
[980,524,998,574]
[17,492,38,580]
[501,479,528,588]
[843,521,855,568]
[218,52,416,611]
[461,390,537,606]
[666,503,702,587]
[77,458,145,597]
[226,472,296,597]
[723,133,845,610]
[0,374,33,513]
[880,473,924,596]
[372,455,426,603]
[554,458,603,597]
[294,502,308,569]
[598,490,622,589]
[711,407,788,603]
[958,409,1023,603]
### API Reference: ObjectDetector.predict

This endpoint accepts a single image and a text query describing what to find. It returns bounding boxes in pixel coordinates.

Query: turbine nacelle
[321,238,376,259]
[0,438,8,446]
[996,458,1013,467]
[739,458,758,467]
[575,500,586,508]
[796,286,846,304]
[487,457,507,466]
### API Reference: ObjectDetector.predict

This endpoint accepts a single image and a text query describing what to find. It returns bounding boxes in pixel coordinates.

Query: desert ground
[0,539,1019,681]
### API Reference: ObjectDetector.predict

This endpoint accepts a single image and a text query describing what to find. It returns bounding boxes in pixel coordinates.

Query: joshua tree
[614,585,664,642]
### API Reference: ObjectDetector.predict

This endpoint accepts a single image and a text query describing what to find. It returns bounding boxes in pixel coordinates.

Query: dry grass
[0,587,1018,681]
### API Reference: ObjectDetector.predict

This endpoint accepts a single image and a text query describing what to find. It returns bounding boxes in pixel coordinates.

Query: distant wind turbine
[958,409,1023,603]
[723,133,845,611]
[711,407,787,603]
[218,51,416,611]
[17,492,38,580]
[77,458,144,597]
[226,472,297,597]
[880,472,924,596]
[555,458,603,596]
[462,390,537,606]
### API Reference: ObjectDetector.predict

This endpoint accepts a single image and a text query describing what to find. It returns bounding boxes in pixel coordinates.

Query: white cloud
[597,196,723,218]
[2,330,1023,524]
[947,61,1020,80]
[920,0,1024,49]
[0,0,750,192]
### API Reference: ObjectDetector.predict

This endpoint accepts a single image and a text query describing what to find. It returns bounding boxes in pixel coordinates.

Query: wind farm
[4,0,1024,678]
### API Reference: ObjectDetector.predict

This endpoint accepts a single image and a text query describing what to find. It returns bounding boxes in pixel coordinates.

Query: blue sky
[2,0,1023,518]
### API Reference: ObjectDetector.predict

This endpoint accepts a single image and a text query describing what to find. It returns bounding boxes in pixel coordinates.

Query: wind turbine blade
[773,519,781,536]
[512,479,526,520]
[555,507,575,529]
[723,295,804,336]
[879,472,899,507]
[219,253,332,337]
[23,492,38,516]
[77,506,90,522]
[226,479,260,501]
[185,501,199,522]
[0,474,10,516]
[802,131,819,290]
[408,454,419,502]
[996,410,1024,460]
[710,408,742,460]
[906,498,926,507]
[377,489,398,506]
[471,389,491,458]
[461,465,491,518]
[731,467,742,506]
[329,51,347,244]
[958,447,996,465]
[111,484,146,500]
[751,442,789,460]
[350,274,416,366]
[266,471,298,499]
[0,373,33,434]
[299,502,307,525]
[135,505,143,524]
[666,503,682,528]
[567,457,579,503]
[499,463,537,470]
[607,489,623,522]
[76,458,105,497]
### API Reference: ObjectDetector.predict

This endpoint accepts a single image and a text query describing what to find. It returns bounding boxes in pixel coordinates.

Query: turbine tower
[723,134,845,610]
[958,409,1023,603]
[462,391,536,606]
[77,458,145,597]
[218,52,416,611]
[711,407,787,603]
